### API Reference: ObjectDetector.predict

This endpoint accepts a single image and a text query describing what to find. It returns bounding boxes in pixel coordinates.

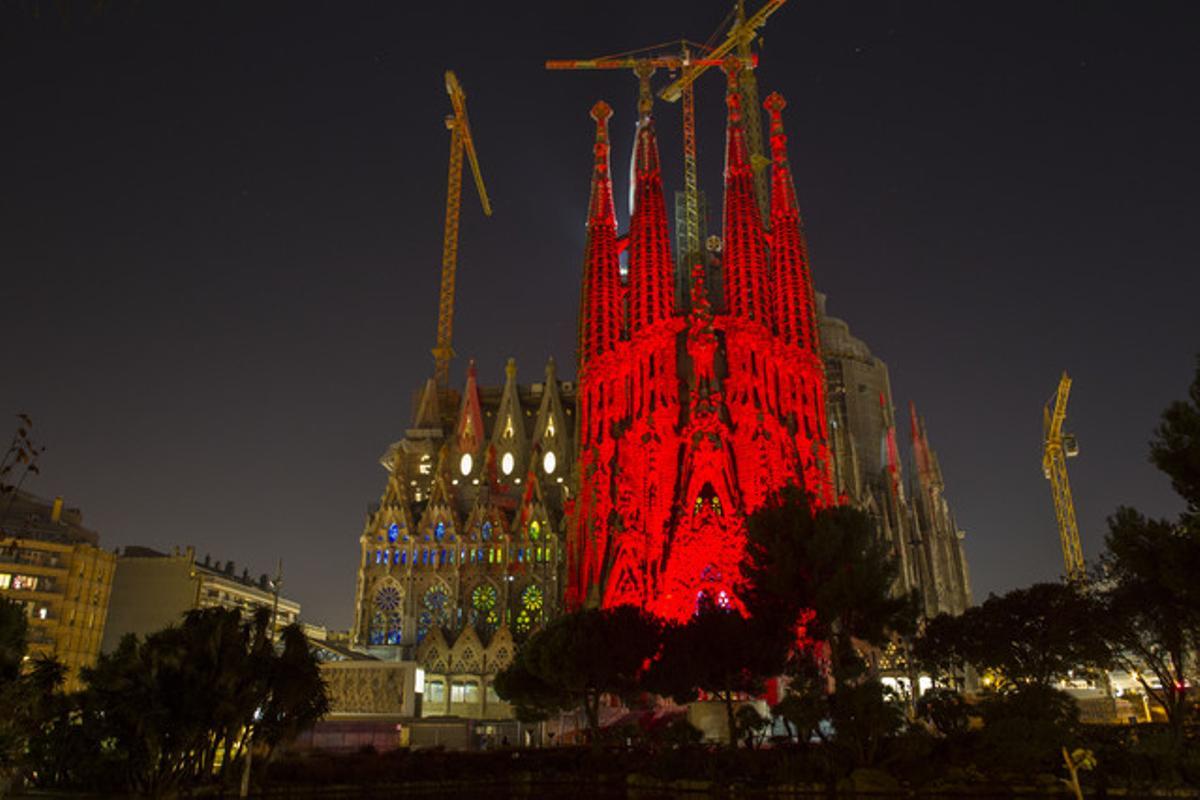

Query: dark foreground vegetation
[0,606,328,798]
[260,724,1200,797]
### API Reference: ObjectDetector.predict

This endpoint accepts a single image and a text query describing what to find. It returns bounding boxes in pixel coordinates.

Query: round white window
[459,452,473,476]
[501,452,515,475]
[543,451,556,474]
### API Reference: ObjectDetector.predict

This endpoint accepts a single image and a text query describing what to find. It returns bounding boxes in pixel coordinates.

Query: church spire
[720,59,771,326]
[580,101,620,366]
[628,112,674,333]
[765,92,819,351]
[910,401,944,491]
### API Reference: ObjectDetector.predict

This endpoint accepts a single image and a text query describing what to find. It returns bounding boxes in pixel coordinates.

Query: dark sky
[3,1,1197,630]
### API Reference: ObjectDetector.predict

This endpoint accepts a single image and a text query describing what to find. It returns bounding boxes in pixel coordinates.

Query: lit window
[418,586,450,642]
[529,520,540,541]
[471,584,500,635]
[459,452,473,476]
[427,680,446,703]
[0,574,10,590]
[434,522,446,542]
[11,575,38,591]
[481,521,492,541]
[543,451,556,474]
[501,452,515,475]
[387,523,400,543]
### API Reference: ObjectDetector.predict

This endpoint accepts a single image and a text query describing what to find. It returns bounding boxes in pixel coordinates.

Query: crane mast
[1043,371,1085,581]
[433,71,491,392]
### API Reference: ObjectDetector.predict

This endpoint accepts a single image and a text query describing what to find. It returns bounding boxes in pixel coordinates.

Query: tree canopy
[494,604,661,743]
[646,595,787,746]
[915,582,1109,689]
[741,486,914,680]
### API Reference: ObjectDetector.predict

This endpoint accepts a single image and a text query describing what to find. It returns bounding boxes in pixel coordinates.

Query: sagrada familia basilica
[344,57,971,720]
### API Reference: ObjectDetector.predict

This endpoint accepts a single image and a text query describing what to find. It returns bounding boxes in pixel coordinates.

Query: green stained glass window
[470,583,500,635]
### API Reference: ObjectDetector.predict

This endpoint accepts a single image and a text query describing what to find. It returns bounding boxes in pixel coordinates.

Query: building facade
[101,546,300,651]
[350,61,974,716]
[0,491,115,691]
[820,297,972,618]
[350,359,571,717]
[570,67,833,620]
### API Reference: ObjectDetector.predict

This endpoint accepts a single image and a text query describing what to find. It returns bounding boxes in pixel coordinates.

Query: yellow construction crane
[1043,371,1085,581]
[546,1,784,276]
[432,70,491,392]
[659,0,786,221]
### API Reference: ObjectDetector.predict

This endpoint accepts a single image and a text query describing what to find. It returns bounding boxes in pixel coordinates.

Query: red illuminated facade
[568,62,834,621]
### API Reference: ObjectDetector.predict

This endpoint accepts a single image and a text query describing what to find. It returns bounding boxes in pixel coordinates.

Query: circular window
[542,451,556,474]
[375,585,401,612]
[459,452,473,476]
[501,451,515,475]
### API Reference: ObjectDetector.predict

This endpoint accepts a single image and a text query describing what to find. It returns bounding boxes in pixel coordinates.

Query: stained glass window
[481,521,492,541]
[417,586,451,643]
[434,521,446,542]
[387,523,400,543]
[470,583,500,636]
[369,585,403,645]
[529,520,541,541]
[514,584,544,637]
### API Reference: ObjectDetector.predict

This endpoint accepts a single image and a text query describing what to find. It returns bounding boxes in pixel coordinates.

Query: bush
[916,687,969,736]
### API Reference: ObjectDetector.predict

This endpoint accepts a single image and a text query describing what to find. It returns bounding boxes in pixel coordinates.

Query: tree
[494,605,661,745]
[1101,507,1199,742]
[256,624,330,762]
[1149,355,1200,519]
[0,596,27,684]
[645,595,787,747]
[77,607,328,796]
[1095,357,1200,746]
[915,583,1110,690]
[741,487,915,685]
[740,488,915,764]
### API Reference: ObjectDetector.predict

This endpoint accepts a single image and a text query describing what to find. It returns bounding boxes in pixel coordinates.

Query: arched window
[481,521,492,541]
[514,584,544,637]
[369,584,403,645]
[434,521,446,542]
[528,520,541,541]
[417,585,451,643]
[470,583,500,637]
[387,522,400,543]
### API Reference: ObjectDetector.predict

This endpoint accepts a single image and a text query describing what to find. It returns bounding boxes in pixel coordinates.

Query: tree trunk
[722,691,737,749]
[584,691,601,751]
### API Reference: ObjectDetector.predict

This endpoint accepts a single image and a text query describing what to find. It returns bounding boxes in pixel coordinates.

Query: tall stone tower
[569,62,833,621]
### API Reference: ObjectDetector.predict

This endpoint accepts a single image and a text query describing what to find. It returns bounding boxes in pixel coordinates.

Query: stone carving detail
[322,664,407,715]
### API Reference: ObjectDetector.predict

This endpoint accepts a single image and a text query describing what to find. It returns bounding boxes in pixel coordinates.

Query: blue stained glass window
[400,551,407,566]
[387,523,400,543]
[435,521,446,542]
[417,586,451,642]
[392,550,401,565]
[375,550,383,564]
[482,521,492,541]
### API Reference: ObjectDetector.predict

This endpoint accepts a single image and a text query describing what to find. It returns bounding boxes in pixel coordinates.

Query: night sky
[3,1,1197,630]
